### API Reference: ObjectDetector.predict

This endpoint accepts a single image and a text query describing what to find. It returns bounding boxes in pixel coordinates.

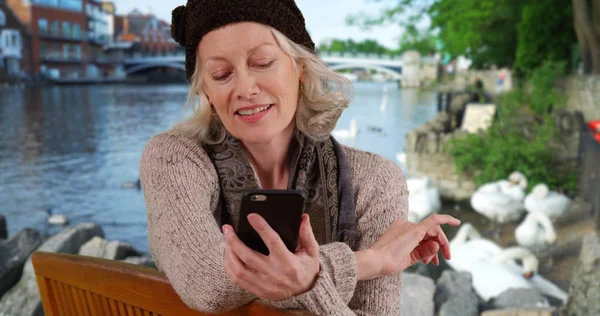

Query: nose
[234,70,260,101]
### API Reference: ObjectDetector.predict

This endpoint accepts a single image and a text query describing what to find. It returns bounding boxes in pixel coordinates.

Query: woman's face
[199,22,302,144]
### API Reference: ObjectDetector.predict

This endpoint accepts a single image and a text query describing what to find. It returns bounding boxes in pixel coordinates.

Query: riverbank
[0,217,155,315]
[1,201,598,316]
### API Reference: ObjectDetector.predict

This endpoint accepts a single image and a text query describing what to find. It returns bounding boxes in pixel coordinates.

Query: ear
[298,62,306,84]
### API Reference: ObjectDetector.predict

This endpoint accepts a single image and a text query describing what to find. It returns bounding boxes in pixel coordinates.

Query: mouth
[235,104,273,116]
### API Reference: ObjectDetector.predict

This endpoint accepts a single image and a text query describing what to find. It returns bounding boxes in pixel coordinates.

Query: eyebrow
[204,42,276,63]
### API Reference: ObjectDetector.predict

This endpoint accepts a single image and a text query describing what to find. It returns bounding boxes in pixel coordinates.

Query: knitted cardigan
[139,130,409,315]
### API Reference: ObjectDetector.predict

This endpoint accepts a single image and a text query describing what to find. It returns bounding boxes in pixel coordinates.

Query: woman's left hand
[222,213,320,301]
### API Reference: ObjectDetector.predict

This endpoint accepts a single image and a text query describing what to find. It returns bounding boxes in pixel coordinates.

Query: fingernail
[248,214,263,229]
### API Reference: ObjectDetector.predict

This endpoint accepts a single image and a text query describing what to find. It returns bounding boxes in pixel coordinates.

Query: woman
[139,0,460,315]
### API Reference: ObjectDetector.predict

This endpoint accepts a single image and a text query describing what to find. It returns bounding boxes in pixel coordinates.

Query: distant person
[497,72,506,93]
[139,0,460,314]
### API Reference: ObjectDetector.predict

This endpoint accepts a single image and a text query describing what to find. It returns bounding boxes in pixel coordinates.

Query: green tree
[396,25,438,55]
[348,0,582,72]
[319,38,395,55]
[515,1,576,75]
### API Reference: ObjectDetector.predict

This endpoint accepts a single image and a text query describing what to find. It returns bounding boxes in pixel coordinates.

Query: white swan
[332,118,358,140]
[406,177,441,222]
[396,152,406,168]
[515,211,557,252]
[45,209,69,226]
[470,171,527,223]
[448,223,568,304]
[524,183,571,220]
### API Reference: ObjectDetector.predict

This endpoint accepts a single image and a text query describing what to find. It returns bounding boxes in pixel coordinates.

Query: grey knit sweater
[139,131,409,315]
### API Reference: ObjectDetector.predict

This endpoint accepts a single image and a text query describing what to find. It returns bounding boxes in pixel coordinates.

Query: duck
[524,183,571,220]
[406,177,441,222]
[515,211,557,252]
[332,118,358,140]
[122,178,142,190]
[45,209,69,226]
[448,223,568,304]
[470,171,528,224]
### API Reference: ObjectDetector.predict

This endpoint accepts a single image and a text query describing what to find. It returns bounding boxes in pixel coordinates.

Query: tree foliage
[318,38,396,55]
[348,0,580,73]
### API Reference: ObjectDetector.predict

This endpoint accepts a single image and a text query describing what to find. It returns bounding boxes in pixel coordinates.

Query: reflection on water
[0,82,438,253]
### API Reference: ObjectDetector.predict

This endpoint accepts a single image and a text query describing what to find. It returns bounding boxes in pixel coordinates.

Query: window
[74,45,81,59]
[63,44,71,59]
[62,21,70,38]
[50,21,60,37]
[40,42,48,55]
[11,34,17,48]
[59,0,82,11]
[38,19,48,35]
[73,24,81,39]
[0,9,6,26]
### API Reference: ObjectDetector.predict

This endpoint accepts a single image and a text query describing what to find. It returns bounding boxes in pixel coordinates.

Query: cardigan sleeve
[140,132,257,313]
[268,152,409,315]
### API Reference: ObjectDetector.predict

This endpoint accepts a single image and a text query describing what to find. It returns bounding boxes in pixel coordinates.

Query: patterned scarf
[204,131,356,248]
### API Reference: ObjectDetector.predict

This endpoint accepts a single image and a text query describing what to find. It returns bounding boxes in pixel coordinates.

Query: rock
[121,256,156,269]
[0,223,103,316]
[481,307,557,316]
[439,297,479,316]
[78,236,140,260]
[0,214,6,239]
[562,232,600,316]
[0,229,43,299]
[490,288,547,309]
[434,270,479,316]
[400,273,435,316]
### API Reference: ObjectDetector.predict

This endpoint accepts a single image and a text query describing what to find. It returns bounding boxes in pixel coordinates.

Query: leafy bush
[447,61,578,195]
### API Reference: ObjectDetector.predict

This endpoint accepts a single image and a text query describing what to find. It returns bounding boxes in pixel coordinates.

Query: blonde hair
[172,26,354,144]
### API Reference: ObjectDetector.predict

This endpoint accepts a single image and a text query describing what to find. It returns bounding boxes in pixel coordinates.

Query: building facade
[7,0,118,79]
[0,0,32,79]
[114,9,178,56]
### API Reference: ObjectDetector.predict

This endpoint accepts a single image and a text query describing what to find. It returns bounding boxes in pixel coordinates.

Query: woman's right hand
[357,214,461,280]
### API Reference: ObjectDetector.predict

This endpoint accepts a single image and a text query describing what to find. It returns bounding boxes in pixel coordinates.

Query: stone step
[480,307,557,316]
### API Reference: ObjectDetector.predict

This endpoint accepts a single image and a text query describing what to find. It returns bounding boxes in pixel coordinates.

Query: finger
[423,214,461,229]
[423,226,452,261]
[298,214,319,258]
[433,253,439,266]
[224,225,268,271]
[434,226,453,261]
[247,213,290,257]
[414,239,439,262]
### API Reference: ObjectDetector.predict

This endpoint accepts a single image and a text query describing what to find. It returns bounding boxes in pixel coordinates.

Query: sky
[114,0,404,49]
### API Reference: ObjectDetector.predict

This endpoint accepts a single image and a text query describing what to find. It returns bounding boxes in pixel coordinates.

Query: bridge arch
[126,63,185,75]
[329,64,402,80]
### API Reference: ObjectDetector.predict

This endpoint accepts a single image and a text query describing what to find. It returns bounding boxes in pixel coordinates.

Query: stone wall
[404,112,478,201]
[564,75,600,122]
[451,69,513,96]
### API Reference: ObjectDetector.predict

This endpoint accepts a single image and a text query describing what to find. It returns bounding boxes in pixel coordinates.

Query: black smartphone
[236,189,306,255]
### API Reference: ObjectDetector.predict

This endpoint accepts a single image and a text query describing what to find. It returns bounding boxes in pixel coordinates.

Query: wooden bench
[31,252,309,316]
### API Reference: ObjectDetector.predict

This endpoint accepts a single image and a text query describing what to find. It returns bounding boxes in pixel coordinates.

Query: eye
[212,72,231,81]
[254,60,274,69]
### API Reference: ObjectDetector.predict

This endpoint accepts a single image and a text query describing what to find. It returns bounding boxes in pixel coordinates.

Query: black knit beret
[171,0,316,82]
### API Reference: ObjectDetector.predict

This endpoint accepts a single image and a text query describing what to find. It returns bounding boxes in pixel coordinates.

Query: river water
[0,82,440,253]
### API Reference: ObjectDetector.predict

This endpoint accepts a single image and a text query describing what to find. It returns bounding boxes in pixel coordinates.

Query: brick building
[7,0,117,79]
[0,0,32,79]
[114,9,178,56]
